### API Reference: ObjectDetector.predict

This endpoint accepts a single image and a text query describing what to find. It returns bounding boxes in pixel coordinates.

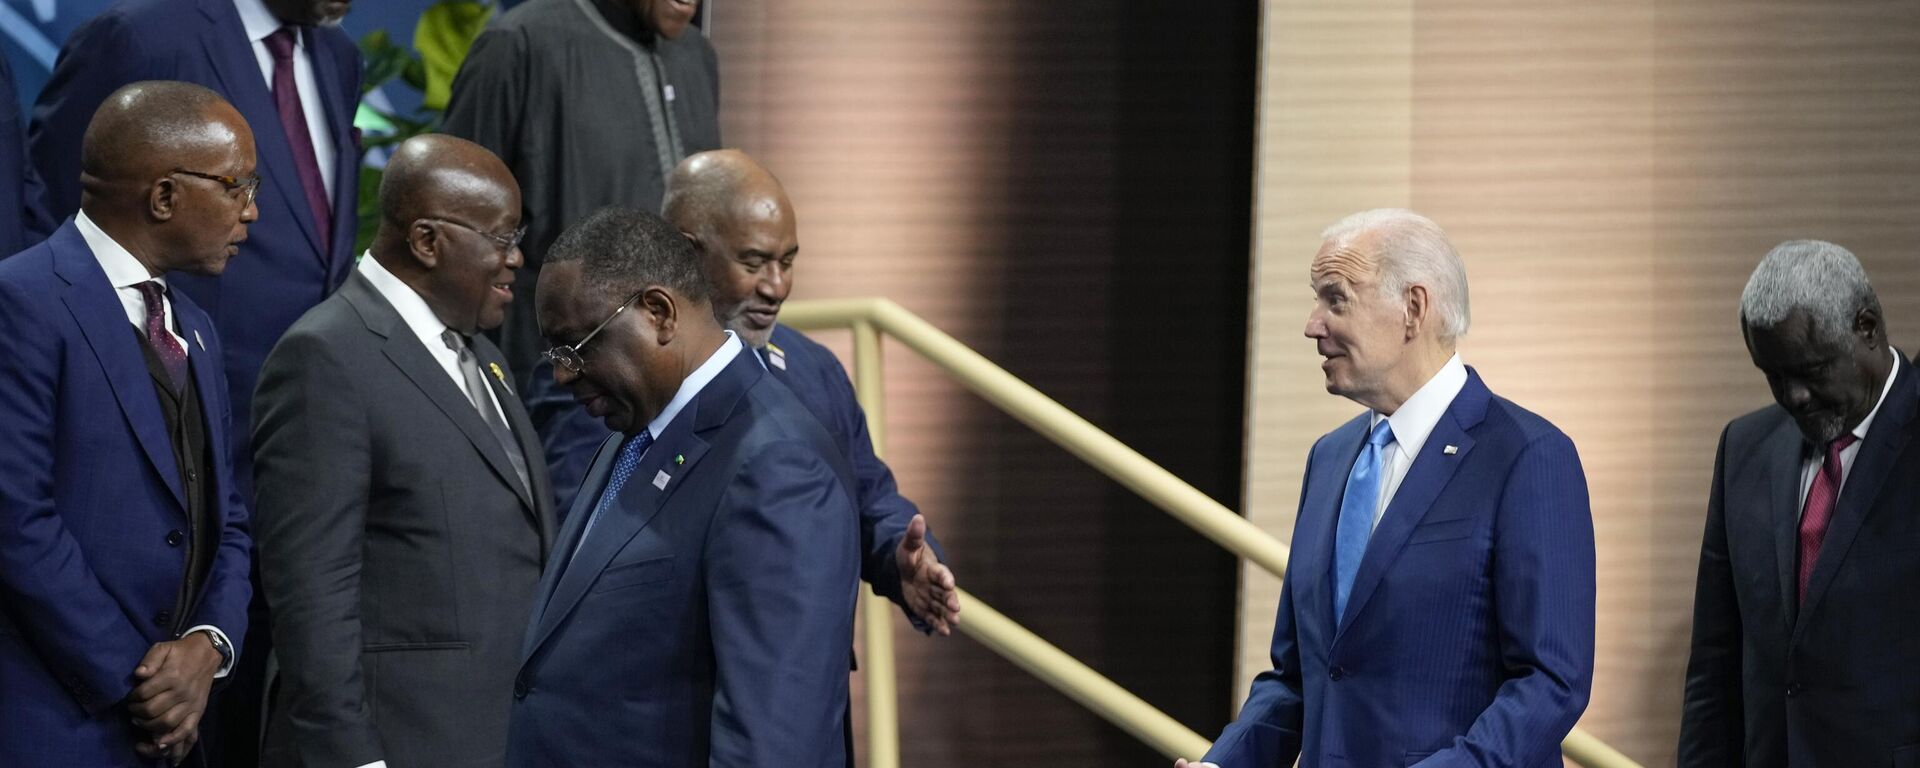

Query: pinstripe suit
[1207,369,1595,768]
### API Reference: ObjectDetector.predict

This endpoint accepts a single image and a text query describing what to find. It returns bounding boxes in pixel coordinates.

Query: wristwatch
[197,629,234,671]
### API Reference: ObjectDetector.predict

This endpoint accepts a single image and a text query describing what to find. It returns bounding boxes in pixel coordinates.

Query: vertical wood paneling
[1247,2,1920,765]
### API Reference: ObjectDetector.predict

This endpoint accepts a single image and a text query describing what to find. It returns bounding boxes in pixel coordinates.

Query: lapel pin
[652,470,670,489]
[193,329,205,351]
[489,362,513,393]
[765,342,788,370]
[1443,445,1459,455]
[675,454,685,465]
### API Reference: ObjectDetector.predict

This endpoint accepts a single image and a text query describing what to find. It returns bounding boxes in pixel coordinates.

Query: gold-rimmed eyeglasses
[542,290,643,375]
[171,168,261,207]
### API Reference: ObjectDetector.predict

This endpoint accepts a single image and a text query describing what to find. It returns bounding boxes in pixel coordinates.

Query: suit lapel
[525,434,620,651]
[196,0,325,260]
[177,301,227,507]
[343,275,531,508]
[477,341,550,535]
[1796,354,1917,633]
[1298,418,1365,637]
[305,28,358,275]
[1760,419,1806,626]
[52,226,185,512]
[522,349,764,661]
[1335,372,1488,643]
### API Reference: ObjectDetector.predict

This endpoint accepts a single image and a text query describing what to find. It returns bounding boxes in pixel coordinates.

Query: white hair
[1740,239,1879,347]
[1321,208,1471,341]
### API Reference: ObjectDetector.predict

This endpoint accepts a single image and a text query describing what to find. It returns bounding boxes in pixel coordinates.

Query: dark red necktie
[135,281,187,391]
[263,27,332,255]
[1798,433,1859,602]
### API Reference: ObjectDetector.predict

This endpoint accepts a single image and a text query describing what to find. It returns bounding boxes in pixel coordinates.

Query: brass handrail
[785,297,1642,768]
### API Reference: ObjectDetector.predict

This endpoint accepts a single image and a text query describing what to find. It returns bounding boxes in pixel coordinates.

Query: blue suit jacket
[0,221,252,767]
[1207,370,1594,768]
[535,323,946,629]
[508,350,859,768]
[0,53,52,255]
[30,0,362,490]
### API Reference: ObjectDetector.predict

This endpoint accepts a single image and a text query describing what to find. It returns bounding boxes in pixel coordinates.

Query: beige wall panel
[1249,1,1920,765]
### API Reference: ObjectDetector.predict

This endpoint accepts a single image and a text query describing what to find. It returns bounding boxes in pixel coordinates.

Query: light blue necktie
[1333,419,1396,621]
[570,430,653,565]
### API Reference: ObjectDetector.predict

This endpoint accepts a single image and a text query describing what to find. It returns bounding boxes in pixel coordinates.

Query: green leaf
[415,1,495,110]
[355,165,385,256]
[356,29,414,95]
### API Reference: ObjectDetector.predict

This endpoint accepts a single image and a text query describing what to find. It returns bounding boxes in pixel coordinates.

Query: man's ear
[1853,304,1884,349]
[149,177,179,222]
[408,220,443,269]
[641,285,678,345]
[1403,283,1431,341]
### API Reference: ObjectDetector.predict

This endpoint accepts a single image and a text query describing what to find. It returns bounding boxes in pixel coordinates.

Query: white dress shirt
[357,253,512,427]
[74,210,235,677]
[1797,345,1903,511]
[75,210,187,353]
[234,0,337,198]
[1367,353,1470,529]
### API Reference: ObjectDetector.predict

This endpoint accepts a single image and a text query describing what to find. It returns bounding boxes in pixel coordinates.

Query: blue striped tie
[571,430,653,565]
[1334,419,1396,621]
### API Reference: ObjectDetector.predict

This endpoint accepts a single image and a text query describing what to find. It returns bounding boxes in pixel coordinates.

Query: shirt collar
[357,252,452,346]
[1847,345,1903,443]
[233,0,291,44]
[647,331,744,439]
[1370,353,1469,459]
[75,209,161,291]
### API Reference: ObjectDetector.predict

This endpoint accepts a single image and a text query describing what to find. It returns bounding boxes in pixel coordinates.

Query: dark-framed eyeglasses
[171,168,261,207]
[542,290,643,375]
[428,217,527,255]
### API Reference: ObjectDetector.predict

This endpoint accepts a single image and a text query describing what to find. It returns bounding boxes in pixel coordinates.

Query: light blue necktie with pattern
[1334,419,1396,621]
[570,430,653,565]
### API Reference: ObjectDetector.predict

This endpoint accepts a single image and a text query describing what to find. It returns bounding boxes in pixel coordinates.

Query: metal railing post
[852,319,901,768]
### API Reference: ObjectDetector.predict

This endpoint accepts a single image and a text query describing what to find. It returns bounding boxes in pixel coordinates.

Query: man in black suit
[251,135,552,768]
[1679,239,1920,767]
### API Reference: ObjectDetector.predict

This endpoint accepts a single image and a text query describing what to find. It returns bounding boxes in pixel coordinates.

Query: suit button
[166,530,186,546]
[153,610,171,627]
[513,678,529,699]
[1329,666,1346,681]
[185,469,196,484]
[1786,683,1803,698]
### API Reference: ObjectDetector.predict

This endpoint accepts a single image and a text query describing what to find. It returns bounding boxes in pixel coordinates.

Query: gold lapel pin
[489,362,507,384]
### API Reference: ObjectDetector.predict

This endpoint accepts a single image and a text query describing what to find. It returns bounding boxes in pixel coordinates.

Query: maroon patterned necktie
[263,27,332,255]
[135,281,187,391]
[1797,433,1859,602]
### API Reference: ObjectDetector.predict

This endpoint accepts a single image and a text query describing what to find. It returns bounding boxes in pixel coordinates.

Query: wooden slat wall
[708,1,1255,764]
[1244,2,1920,765]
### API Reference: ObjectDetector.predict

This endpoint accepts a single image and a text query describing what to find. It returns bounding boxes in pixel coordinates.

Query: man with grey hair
[1184,209,1595,768]
[1678,240,1918,768]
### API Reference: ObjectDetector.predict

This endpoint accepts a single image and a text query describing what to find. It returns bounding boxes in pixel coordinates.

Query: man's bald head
[78,81,257,277]
[375,134,525,334]
[663,149,799,347]
[81,81,250,197]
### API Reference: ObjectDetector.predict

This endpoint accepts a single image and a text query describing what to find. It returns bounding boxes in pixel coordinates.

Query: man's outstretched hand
[896,514,961,635]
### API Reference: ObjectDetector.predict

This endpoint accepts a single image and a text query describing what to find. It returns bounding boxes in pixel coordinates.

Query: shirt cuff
[182,625,234,678]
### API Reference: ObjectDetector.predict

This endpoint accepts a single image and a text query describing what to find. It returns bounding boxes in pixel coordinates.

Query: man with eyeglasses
[249,134,550,768]
[0,81,258,767]
[507,205,858,767]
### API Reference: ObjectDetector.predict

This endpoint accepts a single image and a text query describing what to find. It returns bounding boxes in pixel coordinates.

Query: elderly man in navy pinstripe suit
[1185,209,1595,768]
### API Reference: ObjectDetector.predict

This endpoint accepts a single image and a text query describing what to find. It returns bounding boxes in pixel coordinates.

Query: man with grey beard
[31,1,363,764]
[1679,240,1920,767]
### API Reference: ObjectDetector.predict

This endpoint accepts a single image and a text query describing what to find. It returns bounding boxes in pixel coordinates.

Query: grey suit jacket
[252,271,556,768]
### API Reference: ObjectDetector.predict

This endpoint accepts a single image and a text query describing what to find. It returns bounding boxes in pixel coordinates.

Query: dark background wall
[712,1,1256,763]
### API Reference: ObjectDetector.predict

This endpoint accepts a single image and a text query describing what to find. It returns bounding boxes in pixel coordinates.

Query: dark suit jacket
[1679,352,1920,768]
[763,324,946,630]
[252,272,556,768]
[508,350,859,768]
[31,0,362,489]
[1206,370,1595,768]
[0,53,52,255]
[0,221,252,767]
